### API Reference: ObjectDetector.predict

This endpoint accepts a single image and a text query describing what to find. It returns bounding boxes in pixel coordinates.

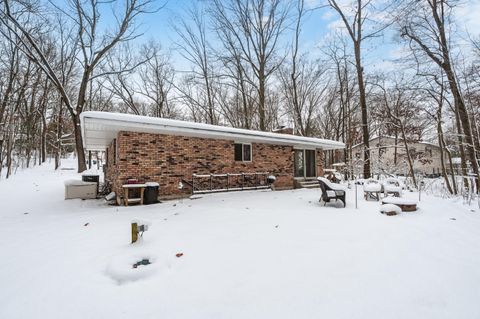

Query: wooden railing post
[131,222,138,243]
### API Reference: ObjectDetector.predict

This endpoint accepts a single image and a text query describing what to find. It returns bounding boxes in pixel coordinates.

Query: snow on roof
[352,135,440,149]
[80,112,345,151]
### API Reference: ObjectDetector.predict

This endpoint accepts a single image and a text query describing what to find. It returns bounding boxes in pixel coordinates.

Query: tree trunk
[400,123,417,188]
[258,66,266,131]
[73,114,87,172]
[354,42,370,178]
[452,102,468,179]
[445,68,480,187]
[55,99,64,170]
[445,140,458,194]
[437,117,454,194]
[41,115,47,163]
[237,61,250,129]
[6,131,13,179]
[394,130,398,166]
[431,0,480,190]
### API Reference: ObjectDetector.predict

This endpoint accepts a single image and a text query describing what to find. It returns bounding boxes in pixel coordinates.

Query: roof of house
[80,111,345,151]
[352,135,440,149]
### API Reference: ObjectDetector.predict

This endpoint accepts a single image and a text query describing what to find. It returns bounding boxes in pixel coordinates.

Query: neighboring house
[351,136,446,176]
[80,112,344,199]
[450,157,480,175]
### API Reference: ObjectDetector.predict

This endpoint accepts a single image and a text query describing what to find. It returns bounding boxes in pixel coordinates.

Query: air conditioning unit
[64,180,97,199]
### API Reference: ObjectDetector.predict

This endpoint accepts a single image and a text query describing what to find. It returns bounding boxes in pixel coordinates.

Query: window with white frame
[234,143,252,162]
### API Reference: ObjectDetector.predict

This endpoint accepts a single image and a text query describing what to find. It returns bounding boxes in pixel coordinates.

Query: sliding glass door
[305,150,316,178]
[294,149,316,178]
[294,150,305,178]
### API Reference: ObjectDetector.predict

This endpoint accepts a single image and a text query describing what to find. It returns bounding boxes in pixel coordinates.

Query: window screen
[234,143,243,161]
[243,144,251,161]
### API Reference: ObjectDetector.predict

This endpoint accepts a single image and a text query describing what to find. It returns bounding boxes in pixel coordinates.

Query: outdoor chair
[317,177,346,207]
[383,177,403,197]
[363,178,382,201]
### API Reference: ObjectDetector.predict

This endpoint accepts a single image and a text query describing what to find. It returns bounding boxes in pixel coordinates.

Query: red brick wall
[105,131,324,198]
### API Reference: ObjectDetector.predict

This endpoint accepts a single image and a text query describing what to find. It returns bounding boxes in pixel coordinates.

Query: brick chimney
[272,126,294,135]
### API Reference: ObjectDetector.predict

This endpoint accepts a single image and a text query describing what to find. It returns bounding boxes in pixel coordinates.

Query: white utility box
[64,180,97,199]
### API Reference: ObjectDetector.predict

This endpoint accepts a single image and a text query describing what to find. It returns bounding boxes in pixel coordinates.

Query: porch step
[298,180,319,189]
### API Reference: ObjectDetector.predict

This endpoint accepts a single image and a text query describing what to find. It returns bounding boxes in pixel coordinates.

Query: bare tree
[371,77,431,187]
[400,0,480,187]
[327,0,394,178]
[174,5,217,124]
[323,34,359,177]
[421,74,457,194]
[0,0,157,172]
[212,10,255,129]
[210,0,290,131]
[138,41,177,118]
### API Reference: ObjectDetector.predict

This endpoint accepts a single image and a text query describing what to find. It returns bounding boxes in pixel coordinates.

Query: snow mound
[380,204,401,214]
[106,251,161,285]
[382,197,417,205]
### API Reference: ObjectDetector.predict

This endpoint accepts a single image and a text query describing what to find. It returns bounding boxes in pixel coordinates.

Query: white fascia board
[80,112,345,151]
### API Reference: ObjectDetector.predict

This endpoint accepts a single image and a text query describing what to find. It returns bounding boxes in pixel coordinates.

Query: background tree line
[0,0,479,194]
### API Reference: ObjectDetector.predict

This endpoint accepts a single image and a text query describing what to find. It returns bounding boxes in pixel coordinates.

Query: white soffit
[80,112,345,151]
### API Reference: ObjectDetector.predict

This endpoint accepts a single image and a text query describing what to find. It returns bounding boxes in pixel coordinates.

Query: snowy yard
[1,162,480,319]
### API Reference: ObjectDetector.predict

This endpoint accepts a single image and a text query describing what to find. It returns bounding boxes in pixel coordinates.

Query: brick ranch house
[80,112,345,199]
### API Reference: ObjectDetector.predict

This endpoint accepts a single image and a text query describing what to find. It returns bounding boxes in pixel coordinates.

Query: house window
[379,147,386,157]
[234,143,252,162]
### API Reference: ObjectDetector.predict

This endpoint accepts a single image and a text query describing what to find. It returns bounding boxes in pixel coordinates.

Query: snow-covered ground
[1,161,480,319]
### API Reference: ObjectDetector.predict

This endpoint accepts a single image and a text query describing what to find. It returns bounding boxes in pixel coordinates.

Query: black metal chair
[317,177,346,208]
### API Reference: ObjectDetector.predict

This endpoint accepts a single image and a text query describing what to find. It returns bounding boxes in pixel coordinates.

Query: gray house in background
[351,136,447,176]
